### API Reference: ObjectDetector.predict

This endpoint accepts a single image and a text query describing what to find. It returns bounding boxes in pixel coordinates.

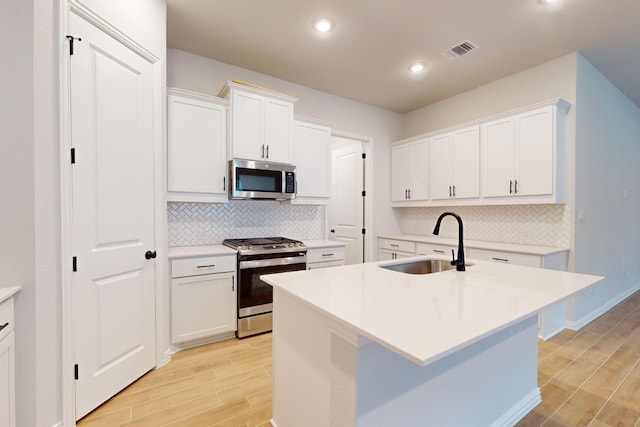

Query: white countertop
[378,234,569,256]
[168,240,344,259]
[262,256,602,367]
[167,245,237,259]
[304,239,346,249]
[0,286,21,304]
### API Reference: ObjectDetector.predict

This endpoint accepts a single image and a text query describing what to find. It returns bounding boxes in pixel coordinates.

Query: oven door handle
[239,256,307,270]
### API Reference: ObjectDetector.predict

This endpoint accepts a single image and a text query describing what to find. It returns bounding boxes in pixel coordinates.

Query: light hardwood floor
[79,291,640,427]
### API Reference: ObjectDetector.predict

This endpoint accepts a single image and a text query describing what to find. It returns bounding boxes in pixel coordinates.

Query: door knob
[330,229,335,233]
[145,250,157,260]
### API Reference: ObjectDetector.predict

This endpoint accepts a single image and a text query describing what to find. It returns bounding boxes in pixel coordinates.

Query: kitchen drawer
[307,260,345,270]
[415,243,465,258]
[468,248,541,268]
[0,299,14,343]
[307,247,346,264]
[171,254,236,278]
[378,238,415,254]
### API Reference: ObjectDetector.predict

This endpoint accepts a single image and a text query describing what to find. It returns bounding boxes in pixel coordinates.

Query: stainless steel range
[223,237,307,338]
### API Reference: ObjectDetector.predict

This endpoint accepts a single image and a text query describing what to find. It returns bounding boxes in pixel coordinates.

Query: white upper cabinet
[390,98,569,207]
[220,80,298,164]
[391,138,429,203]
[482,101,569,203]
[291,118,331,204]
[429,125,480,201]
[167,88,228,203]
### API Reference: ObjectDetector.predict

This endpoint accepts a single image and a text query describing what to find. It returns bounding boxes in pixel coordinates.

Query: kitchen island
[262,256,603,427]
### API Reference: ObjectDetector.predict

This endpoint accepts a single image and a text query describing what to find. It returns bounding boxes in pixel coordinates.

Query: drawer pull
[492,257,509,262]
[0,322,9,332]
[197,264,216,269]
[322,253,334,257]
[390,244,399,247]
[433,249,445,254]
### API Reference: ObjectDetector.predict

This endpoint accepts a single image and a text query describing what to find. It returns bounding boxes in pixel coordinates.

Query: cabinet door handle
[452,185,456,197]
[196,264,216,269]
[509,180,513,194]
[408,189,411,199]
[223,176,226,191]
[0,322,9,331]
[492,257,509,262]
[261,144,265,158]
[449,185,452,197]
[405,189,408,199]
[266,145,269,159]
[514,179,518,194]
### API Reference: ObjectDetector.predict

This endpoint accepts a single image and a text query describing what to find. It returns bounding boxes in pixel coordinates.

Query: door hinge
[74,364,79,380]
[72,256,77,272]
[70,148,76,164]
[66,35,82,56]
[361,228,366,235]
[361,190,366,197]
[362,153,366,159]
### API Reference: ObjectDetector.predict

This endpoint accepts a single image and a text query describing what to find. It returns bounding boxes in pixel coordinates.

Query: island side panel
[272,288,333,427]
[355,315,541,427]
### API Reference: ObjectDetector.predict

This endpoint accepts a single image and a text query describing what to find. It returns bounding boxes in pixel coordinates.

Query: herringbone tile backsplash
[168,201,325,246]
[398,204,572,247]
[168,201,570,249]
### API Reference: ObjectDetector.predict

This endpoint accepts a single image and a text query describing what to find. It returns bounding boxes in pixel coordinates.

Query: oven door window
[238,262,306,309]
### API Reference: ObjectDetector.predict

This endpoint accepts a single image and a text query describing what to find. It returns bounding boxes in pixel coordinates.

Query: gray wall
[0,1,166,425]
[572,54,640,322]
[402,52,640,325]
[1,1,38,426]
[167,49,406,246]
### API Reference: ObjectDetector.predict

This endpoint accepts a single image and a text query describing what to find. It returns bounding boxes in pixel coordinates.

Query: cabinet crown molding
[218,80,299,103]
[395,98,570,145]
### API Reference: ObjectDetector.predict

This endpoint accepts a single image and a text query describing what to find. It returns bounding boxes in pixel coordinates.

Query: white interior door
[69,12,156,420]
[331,138,364,265]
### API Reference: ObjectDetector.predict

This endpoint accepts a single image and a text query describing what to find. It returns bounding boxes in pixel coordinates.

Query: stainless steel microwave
[228,158,296,200]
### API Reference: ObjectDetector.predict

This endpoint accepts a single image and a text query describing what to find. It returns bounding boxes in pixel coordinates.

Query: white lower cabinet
[416,242,465,259]
[467,247,568,271]
[171,254,236,345]
[378,238,415,260]
[307,245,346,269]
[0,298,15,427]
[467,247,569,339]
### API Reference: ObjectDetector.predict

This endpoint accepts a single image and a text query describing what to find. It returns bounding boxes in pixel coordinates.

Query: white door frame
[58,2,168,425]
[330,130,374,263]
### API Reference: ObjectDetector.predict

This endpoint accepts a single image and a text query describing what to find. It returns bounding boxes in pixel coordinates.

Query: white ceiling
[167,0,640,114]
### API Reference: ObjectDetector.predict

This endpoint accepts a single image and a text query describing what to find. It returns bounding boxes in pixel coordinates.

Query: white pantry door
[331,138,364,264]
[69,13,156,420]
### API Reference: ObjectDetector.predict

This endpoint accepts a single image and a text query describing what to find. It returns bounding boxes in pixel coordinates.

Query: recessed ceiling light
[409,62,426,73]
[313,18,334,33]
[539,0,555,4]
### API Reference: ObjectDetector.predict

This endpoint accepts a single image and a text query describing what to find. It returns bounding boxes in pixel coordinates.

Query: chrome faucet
[432,212,466,271]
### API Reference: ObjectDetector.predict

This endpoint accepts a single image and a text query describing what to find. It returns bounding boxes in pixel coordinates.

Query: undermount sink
[380,258,473,275]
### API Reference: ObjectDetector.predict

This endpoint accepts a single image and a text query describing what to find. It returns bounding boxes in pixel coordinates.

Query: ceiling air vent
[441,40,478,60]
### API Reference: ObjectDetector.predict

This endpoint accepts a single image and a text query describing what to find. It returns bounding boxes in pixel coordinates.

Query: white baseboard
[490,388,541,427]
[566,283,640,331]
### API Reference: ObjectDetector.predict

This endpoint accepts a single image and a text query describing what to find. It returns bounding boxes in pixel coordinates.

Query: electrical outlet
[577,210,586,223]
